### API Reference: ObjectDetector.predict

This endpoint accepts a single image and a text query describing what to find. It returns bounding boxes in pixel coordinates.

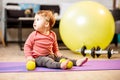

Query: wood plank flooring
[0,43,120,80]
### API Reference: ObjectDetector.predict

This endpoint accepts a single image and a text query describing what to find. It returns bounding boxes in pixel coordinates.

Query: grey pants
[35,55,77,69]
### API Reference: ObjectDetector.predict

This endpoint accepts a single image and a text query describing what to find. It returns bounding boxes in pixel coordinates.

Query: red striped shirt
[24,30,62,58]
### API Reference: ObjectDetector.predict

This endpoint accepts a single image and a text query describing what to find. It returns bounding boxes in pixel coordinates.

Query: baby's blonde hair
[37,10,56,28]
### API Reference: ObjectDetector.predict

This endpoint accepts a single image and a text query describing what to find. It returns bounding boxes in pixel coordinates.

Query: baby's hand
[48,54,55,59]
[27,56,35,62]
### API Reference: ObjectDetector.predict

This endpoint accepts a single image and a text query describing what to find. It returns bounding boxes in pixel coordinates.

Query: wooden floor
[0,43,120,80]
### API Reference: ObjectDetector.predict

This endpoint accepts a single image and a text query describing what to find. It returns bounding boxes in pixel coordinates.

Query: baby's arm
[24,31,35,62]
[52,31,63,57]
[52,40,63,57]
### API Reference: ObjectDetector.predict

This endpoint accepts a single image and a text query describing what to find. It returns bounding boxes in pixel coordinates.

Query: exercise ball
[59,1,115,52]
[26,61,36,70]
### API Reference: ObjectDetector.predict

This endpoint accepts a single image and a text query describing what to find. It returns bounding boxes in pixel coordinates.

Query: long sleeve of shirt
[24,31,35,58]
[52,35,62,57]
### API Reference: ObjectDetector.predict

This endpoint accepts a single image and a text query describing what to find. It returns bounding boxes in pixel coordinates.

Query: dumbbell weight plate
[108,47,112,59]
[96,46,101,58]
[81,46,86,56]
[91,47,95,58]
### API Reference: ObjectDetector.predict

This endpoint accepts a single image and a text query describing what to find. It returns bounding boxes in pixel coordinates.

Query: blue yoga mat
[0,60,120,73]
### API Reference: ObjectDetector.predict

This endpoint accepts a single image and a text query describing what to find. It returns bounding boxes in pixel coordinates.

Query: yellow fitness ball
[59,58,73,69]
[59,58,66,63]
[26,61,36,70]
[59,1,115,52]
[67,61,73,69]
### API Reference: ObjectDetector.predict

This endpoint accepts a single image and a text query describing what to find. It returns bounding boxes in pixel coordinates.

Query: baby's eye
[37,18,39,21]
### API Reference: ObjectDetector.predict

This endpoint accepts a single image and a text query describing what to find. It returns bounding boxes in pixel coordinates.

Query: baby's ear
[45,21,50,28]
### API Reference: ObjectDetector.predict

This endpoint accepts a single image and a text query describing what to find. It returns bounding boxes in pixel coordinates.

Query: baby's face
[33,14,47,32]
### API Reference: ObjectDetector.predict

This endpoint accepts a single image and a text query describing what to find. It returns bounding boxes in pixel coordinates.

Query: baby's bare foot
[60,60,69,69]
[76,57,88,66]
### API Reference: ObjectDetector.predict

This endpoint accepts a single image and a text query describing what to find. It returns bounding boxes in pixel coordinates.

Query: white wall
[2,0,114,9]
[1,0,116,41]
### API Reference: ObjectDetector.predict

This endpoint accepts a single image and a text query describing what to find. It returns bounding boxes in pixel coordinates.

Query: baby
[24,10,88,69]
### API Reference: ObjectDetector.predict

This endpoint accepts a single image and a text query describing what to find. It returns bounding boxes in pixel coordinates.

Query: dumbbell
[76,46,119,59]
[77,46,99,58]
[77,45,96,58]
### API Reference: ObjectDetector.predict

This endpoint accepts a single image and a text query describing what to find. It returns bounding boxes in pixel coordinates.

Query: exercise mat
[0,60,120,73]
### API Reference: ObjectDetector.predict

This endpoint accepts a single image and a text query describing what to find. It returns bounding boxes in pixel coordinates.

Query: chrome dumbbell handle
[76,49,119,54]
